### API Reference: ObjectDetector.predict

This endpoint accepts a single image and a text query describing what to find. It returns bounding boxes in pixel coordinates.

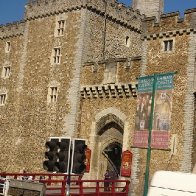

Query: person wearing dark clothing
[104,170,110,191]
[22,170,29,180]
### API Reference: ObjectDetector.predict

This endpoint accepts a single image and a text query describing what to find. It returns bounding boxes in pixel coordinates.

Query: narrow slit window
[125,36,130,47]
[5,42,11,52]
[0,94,7,105]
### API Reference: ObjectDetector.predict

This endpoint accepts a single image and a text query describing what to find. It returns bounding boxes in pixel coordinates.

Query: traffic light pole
[143,74,157,196]
[66,145,72,196]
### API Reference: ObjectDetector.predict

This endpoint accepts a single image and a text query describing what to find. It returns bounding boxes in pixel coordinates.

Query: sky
[0,0,196,25]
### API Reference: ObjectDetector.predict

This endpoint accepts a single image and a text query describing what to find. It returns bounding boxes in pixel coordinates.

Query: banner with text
[151,73,174,149]
[133,73,174,149]
[133,76,154,148]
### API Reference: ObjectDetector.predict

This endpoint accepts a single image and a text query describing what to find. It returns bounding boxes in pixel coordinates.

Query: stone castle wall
[0,0,142,172]
[79,8,196,195]
[0,34,24,172]
[25,0,142,29]
[0,8,85,171]
[135,9,196,195]
[0,21,25,39]
[0,0,195,195]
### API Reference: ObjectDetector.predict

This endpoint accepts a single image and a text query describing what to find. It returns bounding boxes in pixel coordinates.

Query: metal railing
[0,178,9,196]
[0,173,130,196]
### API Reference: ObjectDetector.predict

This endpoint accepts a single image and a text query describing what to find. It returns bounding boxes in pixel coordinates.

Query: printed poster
[120,150,132,177]
[133,76,154,148]
[133,73,174,149]
[151,74,174,148]
[85,148,91,173]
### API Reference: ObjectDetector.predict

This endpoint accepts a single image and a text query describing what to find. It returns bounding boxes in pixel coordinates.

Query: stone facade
[0,0,195,195]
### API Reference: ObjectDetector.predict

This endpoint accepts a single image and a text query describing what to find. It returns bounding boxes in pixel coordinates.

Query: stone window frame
[1,65,11,79]
[103,62,118,84]
[5,41,11,53]
[54,14,67,37]
[56,20,65,37]
[48,86,58,104]
[125,36,130,47]
[0,89,7,106]
[47,81,60,104]
[51,47,62,65]
[162,38,175,52]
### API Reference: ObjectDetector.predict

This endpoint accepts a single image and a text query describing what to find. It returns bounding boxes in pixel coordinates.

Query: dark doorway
[103,142,122,179]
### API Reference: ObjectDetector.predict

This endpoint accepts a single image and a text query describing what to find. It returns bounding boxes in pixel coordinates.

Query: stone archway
[89,109,127,180]
[103,142,122,177]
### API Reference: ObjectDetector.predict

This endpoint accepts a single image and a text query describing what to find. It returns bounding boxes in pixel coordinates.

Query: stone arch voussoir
[95,107,127,135]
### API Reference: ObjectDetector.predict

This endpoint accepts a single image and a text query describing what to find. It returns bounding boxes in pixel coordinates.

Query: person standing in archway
[104,169,111,191]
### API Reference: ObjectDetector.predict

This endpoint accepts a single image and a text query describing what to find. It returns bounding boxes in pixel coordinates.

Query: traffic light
[43,138,58,172]
[55,138,71,173]
[71,139,87,174]
[43,137,71,173]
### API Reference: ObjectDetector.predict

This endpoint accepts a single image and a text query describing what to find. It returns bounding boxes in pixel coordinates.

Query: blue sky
[0,0,196,25]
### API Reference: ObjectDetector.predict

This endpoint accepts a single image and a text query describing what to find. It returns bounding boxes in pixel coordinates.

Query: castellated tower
[132,0,164,21]
[0,0,196,195]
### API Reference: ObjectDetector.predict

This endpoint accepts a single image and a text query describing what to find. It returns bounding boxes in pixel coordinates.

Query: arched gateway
[88,108,127,180]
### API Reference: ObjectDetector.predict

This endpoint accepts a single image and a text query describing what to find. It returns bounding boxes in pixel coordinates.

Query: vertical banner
[85,148,91,173]
[133,73,174,149]
[151,73,174,149]
[133,76,154,148]
[120,150,133,177]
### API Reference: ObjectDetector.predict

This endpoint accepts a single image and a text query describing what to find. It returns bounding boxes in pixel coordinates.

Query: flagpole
[143,74,157,196]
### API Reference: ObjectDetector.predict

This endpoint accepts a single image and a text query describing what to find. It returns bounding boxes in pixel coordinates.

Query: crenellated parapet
[142,8,196,39]
[25,0,143,32]
[25,0,87,19]
[87,0,143,31]
[0,21,25,39]
[80,83,137,99]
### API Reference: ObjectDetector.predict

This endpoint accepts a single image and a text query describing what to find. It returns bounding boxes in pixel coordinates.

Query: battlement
[142,8,196,37]
[25,0,143,31]
[0,21,25,39]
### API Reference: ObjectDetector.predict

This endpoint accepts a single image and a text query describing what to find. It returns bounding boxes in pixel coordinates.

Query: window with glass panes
[49,87,58,103]
[164,40,173,51]
[57,20,65,36]
[53,48,61,64]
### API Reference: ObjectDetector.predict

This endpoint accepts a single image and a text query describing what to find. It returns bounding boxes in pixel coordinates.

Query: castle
[0,0,195,195]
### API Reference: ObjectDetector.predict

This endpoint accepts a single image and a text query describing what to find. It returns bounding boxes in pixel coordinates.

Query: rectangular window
[103,62,117,84]
[0,94,6,105]
[2,66,11,78]
[53,48,61,64]
[164,40,173,51]
[5,41,11,53]
[57,20,65,36]
[50,87,58,103]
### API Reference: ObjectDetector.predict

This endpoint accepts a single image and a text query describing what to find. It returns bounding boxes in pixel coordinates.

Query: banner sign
[133,76,154,148]
[120,150,132,177]
[133,73,174,149]
[85,148,91,173]
[151,74,174,148]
